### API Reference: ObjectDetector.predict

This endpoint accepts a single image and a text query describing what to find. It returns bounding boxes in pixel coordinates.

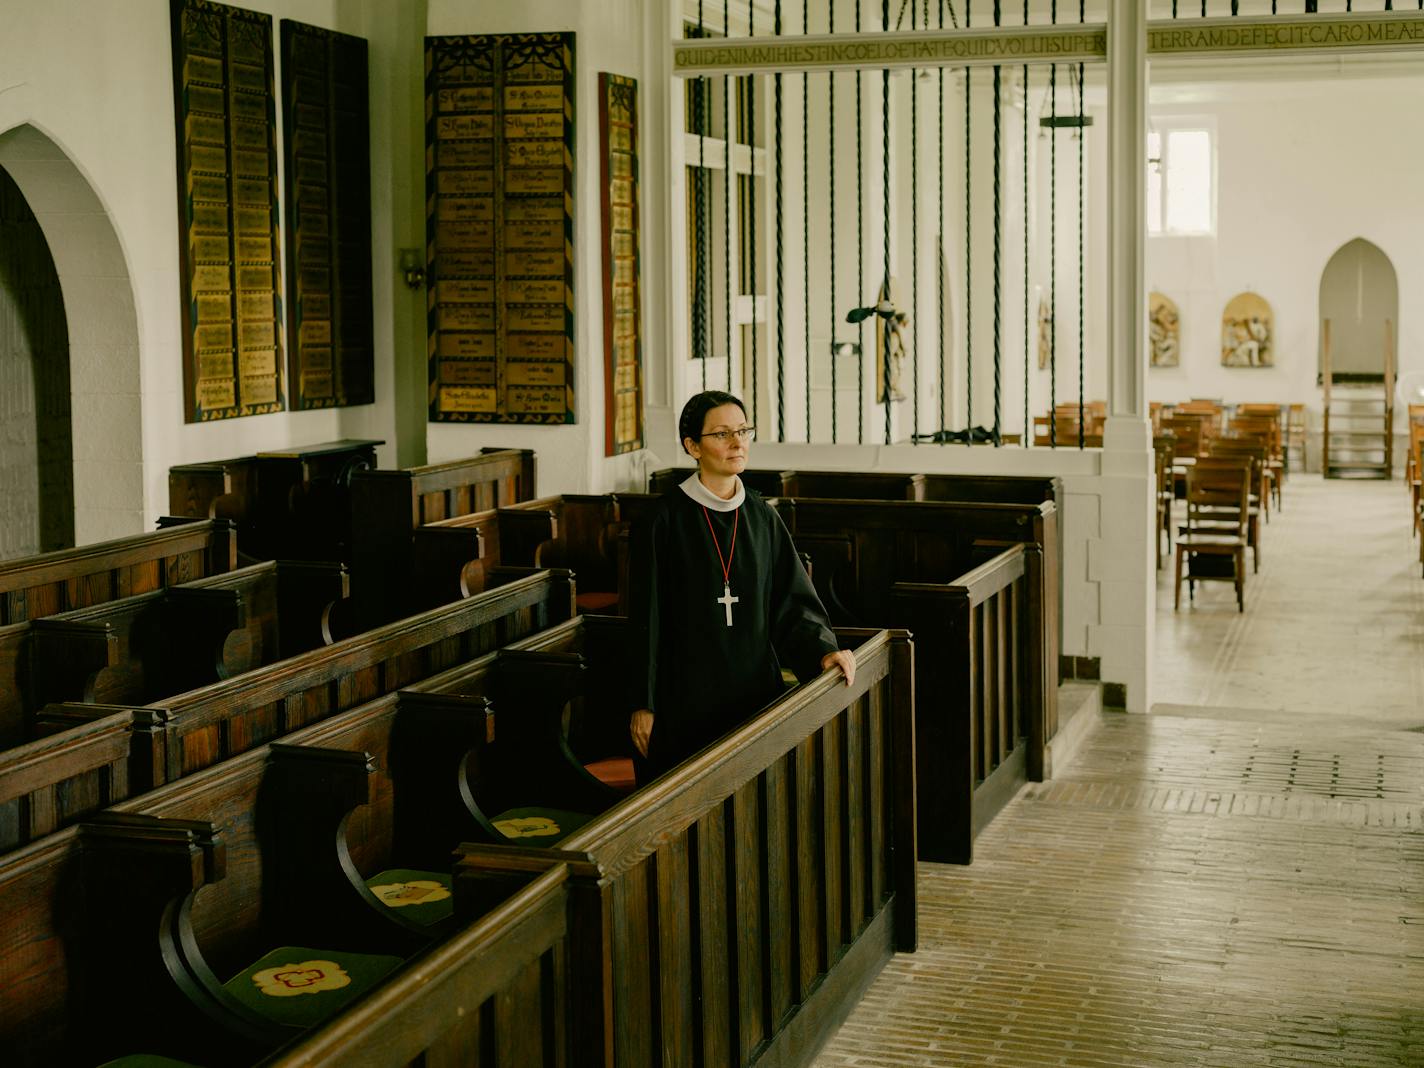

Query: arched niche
[1318,238,1398,383]
[0,163,72,558]
[0,123,144,545]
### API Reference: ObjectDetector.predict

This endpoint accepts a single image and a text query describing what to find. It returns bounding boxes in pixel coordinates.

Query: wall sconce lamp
[399,248,426,289]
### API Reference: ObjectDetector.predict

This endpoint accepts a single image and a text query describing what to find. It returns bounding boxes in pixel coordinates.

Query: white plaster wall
[1146,76,1424,416]
[424,0,655,497]
[0,0,418,537]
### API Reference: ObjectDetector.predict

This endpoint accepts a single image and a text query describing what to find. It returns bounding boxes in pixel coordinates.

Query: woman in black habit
[627,390,855,782]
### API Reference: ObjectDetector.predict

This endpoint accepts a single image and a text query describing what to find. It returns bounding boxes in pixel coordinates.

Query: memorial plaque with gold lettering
[171,0,286,422]
[426,32,576,424]
[281,20,375,410]
[599,73,643,455]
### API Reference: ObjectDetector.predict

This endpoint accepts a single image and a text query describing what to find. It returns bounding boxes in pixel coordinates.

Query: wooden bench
[349,449,536,626]
[0,615,674,1063]
[265,863,573,1067]
[0,570,574,854]
[411,492,663,618]
[26,559,349,719]
[0,519,238,748]
[772,497,1057,863]
[169,439,381,563]
[454,627,916,1068]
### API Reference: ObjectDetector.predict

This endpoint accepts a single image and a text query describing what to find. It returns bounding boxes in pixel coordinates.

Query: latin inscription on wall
[280,20,375,410]
[425,33,576,424]
[172,0,286,421]
[599,73,643,455]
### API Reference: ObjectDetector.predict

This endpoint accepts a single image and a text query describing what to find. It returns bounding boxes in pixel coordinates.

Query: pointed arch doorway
[0,123,144,546]
[1318,238,1398,479]
[1318,238,1397,384]
[0,160,71,557]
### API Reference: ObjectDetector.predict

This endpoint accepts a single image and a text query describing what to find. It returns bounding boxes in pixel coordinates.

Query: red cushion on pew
[584,756,636,793]
[575,590,620,612]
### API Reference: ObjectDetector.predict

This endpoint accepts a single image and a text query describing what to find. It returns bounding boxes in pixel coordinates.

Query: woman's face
[685,402,751,479]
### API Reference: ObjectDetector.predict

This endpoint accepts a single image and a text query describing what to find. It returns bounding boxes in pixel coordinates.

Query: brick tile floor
[817,473,1424,1067]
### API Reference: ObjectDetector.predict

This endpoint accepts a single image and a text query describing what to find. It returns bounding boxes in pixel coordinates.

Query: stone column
[1092,0,1155,713]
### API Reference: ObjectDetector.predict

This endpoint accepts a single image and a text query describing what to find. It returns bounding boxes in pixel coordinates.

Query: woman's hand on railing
[820,649,856,689]
[630,708,654,758]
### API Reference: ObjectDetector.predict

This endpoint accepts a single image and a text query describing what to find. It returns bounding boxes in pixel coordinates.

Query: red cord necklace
[701,505,739,627]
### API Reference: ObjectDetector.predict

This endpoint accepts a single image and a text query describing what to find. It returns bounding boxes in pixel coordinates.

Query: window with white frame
[682,13,766,399]
[1147,124,1214,236]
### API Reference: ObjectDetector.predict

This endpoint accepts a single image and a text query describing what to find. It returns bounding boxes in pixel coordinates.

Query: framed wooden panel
[599,73,644,456]
[280,21,375,410]
[425,33,576,425]
[171,0,286,422]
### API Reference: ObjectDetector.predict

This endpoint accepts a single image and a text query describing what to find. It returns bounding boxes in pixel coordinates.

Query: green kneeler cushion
[365,868,454,926]
[98,1058,205,1067]
[223,945,402,1029]
[490,806,594,846]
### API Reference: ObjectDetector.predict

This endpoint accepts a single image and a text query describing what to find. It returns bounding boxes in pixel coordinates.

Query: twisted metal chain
[723,0,731,393]
[749,3,758,428]
[803,0,811,441]
[964,2,972,435]
[1078,0,1085,449]
[911,0,919,440]
[939,0,947,438]
[992,0,1002,446]
[775,0,784,440]
[1077,74,1085,446]
[857,0,865,444]
[1023,0,1030,447]
[829,0,838,443]
[1049,1,1057,448]
[882,0,892,445]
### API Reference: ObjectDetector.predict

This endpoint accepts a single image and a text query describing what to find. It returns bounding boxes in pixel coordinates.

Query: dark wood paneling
[426,33,576,425]
[280,20,374,410]
[171,0,286,421]
[599,72,643,455]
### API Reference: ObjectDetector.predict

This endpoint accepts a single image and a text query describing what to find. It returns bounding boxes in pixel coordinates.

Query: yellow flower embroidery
[494,815,561,839]
[369,880,452,908]
[252,960,352,998]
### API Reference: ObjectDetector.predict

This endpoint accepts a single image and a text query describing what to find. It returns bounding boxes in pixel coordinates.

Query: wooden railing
[455,628,917,1068]
[267,865,573,1067]
[891,544,1047,863]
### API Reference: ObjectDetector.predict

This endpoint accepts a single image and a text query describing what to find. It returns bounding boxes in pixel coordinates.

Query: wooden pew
[410,492,663,619]
[455,627,917,1068]
[349,449,536,626]
[0,570,574,854]
[0,519,238,747]
[265,864,573,1067]
[27,559,349,717]
[773,497,1057,863]
[0,618,620,1064]
[169,440,381,563]
[890,544,1047,863]
[647,466,1064,671]
[0,518,237,626]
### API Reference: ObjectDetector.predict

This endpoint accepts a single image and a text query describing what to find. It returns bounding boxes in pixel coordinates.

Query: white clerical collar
[679,472,744,512]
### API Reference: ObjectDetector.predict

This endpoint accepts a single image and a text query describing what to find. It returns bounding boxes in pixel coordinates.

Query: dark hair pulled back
[678,390,746,455]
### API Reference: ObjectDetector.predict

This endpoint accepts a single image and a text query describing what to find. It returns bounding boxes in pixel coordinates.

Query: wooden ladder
[1322,319,1395,480]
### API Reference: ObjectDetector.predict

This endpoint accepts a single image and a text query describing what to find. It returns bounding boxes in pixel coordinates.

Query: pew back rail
[457,628,917,1068]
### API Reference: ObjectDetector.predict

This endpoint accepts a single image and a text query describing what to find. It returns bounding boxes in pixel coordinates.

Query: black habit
[627,480,838,779]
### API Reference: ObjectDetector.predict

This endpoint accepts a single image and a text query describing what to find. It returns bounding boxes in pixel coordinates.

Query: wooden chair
[1175,462,1250,612]
[1230,414,1284,509]
[1153,433,1177,568]
[1196,452,1262,572]
[1408,419,1424,540]
[1285,404,1307,472]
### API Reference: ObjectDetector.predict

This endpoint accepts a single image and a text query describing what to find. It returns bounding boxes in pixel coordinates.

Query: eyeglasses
[699,426,756,444]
